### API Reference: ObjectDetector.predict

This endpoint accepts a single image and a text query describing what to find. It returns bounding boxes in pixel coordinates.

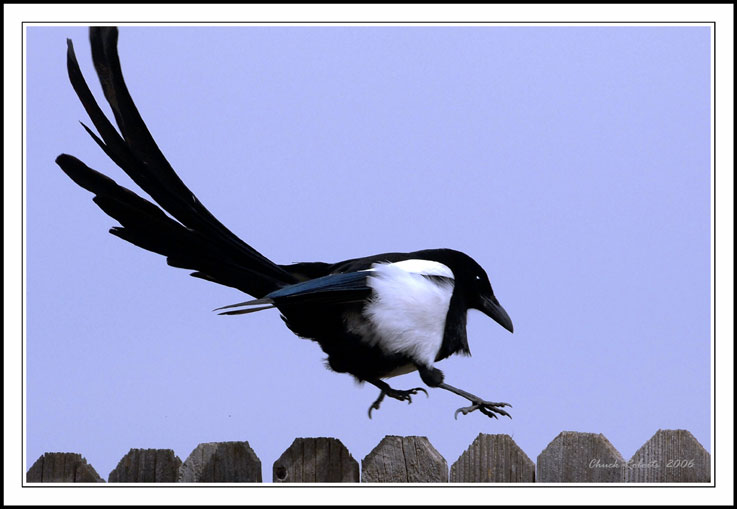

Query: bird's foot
[368,386,428,418]
[454,400,512,420]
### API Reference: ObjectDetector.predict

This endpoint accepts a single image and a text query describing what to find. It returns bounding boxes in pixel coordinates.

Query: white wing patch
[381,259,454,279]
[346,260,455,368]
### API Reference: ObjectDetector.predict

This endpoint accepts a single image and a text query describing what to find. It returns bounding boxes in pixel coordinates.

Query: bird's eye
[475,275,481,281]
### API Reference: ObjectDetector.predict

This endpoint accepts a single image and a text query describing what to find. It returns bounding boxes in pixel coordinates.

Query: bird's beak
[480,295,514,333]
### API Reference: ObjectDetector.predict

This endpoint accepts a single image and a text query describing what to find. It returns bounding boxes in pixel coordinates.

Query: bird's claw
[453,400,512,420]
[368,387,428,418]
[395,387,428,404]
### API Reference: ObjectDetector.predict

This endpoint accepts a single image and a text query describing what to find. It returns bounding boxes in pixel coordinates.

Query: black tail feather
[56,154,281,296]
[58,27,300,297]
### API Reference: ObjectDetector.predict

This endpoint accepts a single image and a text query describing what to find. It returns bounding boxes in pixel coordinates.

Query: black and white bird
[56,27,514,420]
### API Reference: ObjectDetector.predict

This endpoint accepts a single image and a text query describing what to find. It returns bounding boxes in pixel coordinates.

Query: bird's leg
[366,379,428,418]
[417,366,511,420]
[438,382,512,420]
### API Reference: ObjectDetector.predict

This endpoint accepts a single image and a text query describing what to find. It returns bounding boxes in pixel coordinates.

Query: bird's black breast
[435,289,470,361]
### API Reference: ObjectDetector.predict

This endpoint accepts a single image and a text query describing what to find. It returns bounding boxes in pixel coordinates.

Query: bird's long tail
[56,27,298,297]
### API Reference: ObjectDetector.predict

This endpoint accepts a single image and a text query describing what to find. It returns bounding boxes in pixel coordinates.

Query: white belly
[345,261,454,367]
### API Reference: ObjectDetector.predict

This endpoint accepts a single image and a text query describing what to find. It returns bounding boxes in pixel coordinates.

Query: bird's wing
[216,271,372,315]
[56,27,298,297]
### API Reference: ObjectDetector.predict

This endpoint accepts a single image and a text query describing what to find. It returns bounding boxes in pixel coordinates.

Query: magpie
[55,27,514,420]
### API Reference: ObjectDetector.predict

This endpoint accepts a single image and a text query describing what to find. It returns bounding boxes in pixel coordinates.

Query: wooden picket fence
[26,429,710,483]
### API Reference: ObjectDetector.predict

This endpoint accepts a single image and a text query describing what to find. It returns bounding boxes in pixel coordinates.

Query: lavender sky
[26,25,711,479]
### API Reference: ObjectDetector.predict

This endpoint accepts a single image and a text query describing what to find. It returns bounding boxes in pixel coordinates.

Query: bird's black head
[431,249,514,333]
